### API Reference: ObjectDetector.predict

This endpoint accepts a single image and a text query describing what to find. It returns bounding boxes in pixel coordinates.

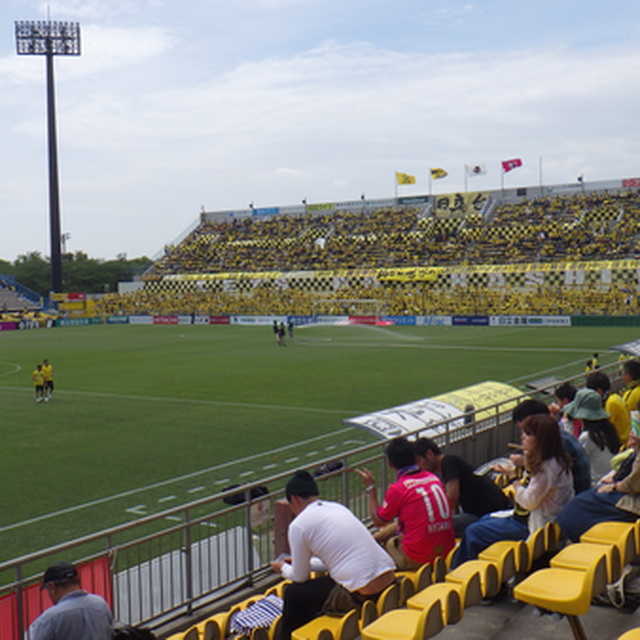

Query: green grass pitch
[0,323,637,562]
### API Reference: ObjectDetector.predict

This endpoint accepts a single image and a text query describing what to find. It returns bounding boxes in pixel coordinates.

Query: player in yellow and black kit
[32,364,45,404]
[42,358,54,401]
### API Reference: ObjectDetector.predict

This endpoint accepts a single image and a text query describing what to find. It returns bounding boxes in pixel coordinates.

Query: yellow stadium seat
[432,556,446,583]
[376,582,400,616]
[551,541,622,583]
[166,626,200,640]
[395,562,433,592]
[265,580,291,598]
[291,608,359,640]
[580,522,637,566]
[446,559,500,599]
[513,555,607,640]
[545,521,561,554]
[406,572,481,624]
[398,575,416,606]
[477,541,519,583]
[361,598,444,640]
[358,600,378,631]
[266,615,282,640]
[444,542,459,571]
[201,604,242,640]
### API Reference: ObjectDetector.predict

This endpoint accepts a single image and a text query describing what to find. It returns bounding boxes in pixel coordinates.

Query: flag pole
[500,165,505,202]
[538,156,543,197]
[463,165,468,193]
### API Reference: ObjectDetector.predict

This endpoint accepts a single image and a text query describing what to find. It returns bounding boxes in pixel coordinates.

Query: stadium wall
[43,314,640,329]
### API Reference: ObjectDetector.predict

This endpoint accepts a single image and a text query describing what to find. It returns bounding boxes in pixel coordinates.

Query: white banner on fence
[344,398,463,440]
[345,381,522,440]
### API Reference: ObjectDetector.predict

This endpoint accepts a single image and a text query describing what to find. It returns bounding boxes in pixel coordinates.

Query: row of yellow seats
[165,581,288,640]
[291,558,447,640]
[360,521,562,640]
[167,517,634,640]
[514,520,640,640]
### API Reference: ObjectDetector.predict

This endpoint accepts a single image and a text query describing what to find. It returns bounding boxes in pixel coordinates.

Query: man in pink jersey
[356,436,455,570]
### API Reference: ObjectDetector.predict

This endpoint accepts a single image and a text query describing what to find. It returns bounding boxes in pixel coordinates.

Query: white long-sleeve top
[281,500,395,592]
[579,431,614,485]
[514,457,574,533]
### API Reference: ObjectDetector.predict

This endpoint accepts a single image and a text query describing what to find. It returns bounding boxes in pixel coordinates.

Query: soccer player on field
[32,364,45,404]
[42,358,54,401]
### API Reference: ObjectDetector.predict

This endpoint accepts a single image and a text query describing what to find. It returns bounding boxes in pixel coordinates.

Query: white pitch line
[0,384,358,415]
[215,478,231,485]
[263,464,277,470]
[299,341,604,353]
[285,457,299,463]
[0,362,22,377]
[158,495,177,503]
[125,505,147,516]
[0,426,354,534]
[306,451,319,457]
[239,471,254,477]
[188,486,206,493]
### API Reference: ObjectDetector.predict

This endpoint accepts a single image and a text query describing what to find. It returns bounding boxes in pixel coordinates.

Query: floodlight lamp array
[15,20,81,56]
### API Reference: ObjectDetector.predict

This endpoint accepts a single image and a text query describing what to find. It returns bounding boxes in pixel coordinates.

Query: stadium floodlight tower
[15,20,81,294]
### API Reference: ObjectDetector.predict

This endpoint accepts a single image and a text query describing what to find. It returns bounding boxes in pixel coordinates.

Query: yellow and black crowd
[92,189,640,318]
[144,190,640,277]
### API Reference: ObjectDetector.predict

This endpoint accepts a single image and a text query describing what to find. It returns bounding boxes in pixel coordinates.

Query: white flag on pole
[466,164,487,177]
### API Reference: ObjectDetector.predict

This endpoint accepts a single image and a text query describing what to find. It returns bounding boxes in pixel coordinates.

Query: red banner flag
[502,158,523,173]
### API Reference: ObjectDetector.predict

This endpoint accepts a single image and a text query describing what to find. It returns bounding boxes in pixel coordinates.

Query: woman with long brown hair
[451,414,574,568]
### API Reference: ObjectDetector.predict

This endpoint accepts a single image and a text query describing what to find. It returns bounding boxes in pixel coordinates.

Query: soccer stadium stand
[93,186,640,318]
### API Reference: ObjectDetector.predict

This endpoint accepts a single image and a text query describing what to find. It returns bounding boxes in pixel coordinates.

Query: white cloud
[1,1,640,261]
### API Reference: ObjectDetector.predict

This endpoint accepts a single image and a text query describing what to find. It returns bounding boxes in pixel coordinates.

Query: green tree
[63,252,153,293]
[13,252,50,294]
[1,252,153,296]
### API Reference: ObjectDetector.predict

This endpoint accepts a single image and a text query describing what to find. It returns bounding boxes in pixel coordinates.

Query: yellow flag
[430,168,448,180]
[395,171,416,185]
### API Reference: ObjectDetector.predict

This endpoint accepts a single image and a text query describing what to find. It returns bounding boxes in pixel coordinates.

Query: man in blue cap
[27,561,113,640]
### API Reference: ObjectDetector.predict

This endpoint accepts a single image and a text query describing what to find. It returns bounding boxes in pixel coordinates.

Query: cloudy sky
[1,0,639,262]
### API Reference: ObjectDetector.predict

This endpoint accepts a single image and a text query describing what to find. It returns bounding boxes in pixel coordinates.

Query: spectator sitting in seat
[355,436,455,570]
[557,434,640,542]
[550,382,581,437]
[451,413,574,569]
[414,437,513,536]
[587,370,631,446]
[621,359,640,414]
[512,399,591,495]
[270,471,395,640]
[563,388,621,486]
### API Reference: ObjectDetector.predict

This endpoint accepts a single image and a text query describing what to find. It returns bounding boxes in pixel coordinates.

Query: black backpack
[113,625,156,640]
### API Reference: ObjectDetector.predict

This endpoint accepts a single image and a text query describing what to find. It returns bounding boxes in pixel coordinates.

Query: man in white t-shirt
[271,470,396,639]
